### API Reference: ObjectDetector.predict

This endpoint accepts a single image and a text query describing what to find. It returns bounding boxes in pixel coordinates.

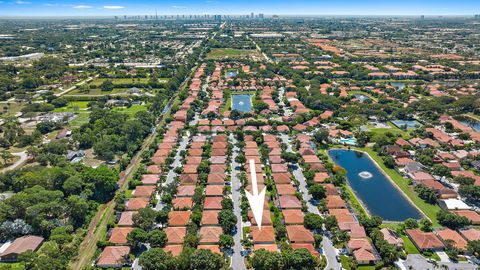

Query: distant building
[251,12,254,18]
[0,236,44,262]
[259,13,264,19]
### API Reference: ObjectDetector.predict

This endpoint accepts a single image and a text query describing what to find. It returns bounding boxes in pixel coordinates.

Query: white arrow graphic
[245,159,267,230]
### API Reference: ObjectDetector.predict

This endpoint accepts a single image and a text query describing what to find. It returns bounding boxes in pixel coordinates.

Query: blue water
[329,149,423,221]
[231,94,252,113]
[339,138,357,145]
[391,120,422,129]
[391,82,406,91]
[353,94,369,102]
[226,70,238,78]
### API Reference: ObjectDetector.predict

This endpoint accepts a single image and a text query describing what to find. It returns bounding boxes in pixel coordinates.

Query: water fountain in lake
[359,171,373,179]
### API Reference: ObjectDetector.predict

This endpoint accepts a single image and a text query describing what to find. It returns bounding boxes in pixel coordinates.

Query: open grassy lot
[69,112,90,128]
[355,147,440,226]
[53,101,90,112]
[67,87,132,96]
[207,48,261,59]
[368,122,411,139]
[89,77,150,86]
[112,104,148,117]
[0,102,25,118]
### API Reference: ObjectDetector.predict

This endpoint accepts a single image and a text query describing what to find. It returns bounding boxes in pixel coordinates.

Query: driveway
[229,134,247,270]
[402,254,477,270]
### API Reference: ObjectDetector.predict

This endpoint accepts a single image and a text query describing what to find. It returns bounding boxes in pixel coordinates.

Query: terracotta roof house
[341,222,367,239]
[272,173,292,184]
[146,165,161,174]
[165,227,187,244]
[248,210,272,226]
[205,185,224,196]
[199,227,223,244]
[208,174,226,185]
[211,149,226,156]
[118,211,135,227]
[452,210,480,224]
[172,197,193,210]
[185,156,203,164]
[141,174,159,185]
[183,164,198,174]
[460,228,480,242]
[96,246,131,269]
[189,148,203,156]
[177,186,196,197]
[410,171,435,182]
[276,184,297,195]
[314,172,329,183]
[163,245,183,256]
[210,165,226,174]
[278,195,302,209]
[179,174,198,185]
[269,155,284,164]
[380,228,403,248]
[282,209,305,225]
[126,198,149,210]
[322,184,339,195]
[210,156,227,164]
[326,195,346,209]
[406,229,445,251]
[132,185,156,197]
[286,225,314,243]
[109,227,133,245]
[251,226,276,244]
[203,197,223,210]
[329,208,355,225]
[271,164,289,173]
[436,228,468,250]
[201,210,220,226]
[347,238,379,264]
[168,211,192,227]
[0,236,44,262]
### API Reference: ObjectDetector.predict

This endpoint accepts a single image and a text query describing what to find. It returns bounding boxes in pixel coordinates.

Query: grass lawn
[368,122,411,139]
[53,101,90,112]
[69,112,90,128]
[358,266,376,270]
[207,48,261,59]
[401,235,420,254]
[340,255,350,270]
[0,102,25,118]
[89,77,151,86]
[0,263,25,270]
[112,105,148,117]
[67,87,132,96]
[356,147,440,226]
[343,184,369,218]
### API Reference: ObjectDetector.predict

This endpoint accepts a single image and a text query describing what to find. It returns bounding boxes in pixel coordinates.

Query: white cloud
[172,5,187,9]
[103,5,124,9]
[73,5,92,9]
[15,0,31,4]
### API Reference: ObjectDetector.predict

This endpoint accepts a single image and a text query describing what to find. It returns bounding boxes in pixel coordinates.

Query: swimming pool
[391,120,422,129]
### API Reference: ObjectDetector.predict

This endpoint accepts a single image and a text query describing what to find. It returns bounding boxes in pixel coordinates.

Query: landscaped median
[355,147,441,226]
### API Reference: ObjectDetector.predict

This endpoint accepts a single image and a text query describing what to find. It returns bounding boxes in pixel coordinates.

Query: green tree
[147,230,167,248]
[251,249,285,270]
[218,209,237,234]
[139,248,176,270]
[189,249,224,270]
[133,208,157,231]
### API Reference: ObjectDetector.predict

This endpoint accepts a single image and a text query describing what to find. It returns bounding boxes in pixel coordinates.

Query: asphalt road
[402,254,477,270]
[229,134,247,270]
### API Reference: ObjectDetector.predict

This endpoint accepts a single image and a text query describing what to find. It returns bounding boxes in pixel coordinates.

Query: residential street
[155,135,190,211]
[229,134,247,270]
[278,133,341,270]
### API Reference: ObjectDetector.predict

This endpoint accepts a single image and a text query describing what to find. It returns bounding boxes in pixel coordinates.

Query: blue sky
[0,0,479,17]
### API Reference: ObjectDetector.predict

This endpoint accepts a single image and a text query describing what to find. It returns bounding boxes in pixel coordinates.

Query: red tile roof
[286,225,314,243]
[109,227,133,244]
[406,229,444,250]
[165,227,187,244]
[96,246,130,268]
[199,227,223,244]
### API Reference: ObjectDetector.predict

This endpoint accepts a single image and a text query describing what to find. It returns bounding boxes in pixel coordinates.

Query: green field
[89,77,150,86]
[207,48,261,59]
[53,101,90,112]
[355,147,440,226]
[368,122,411,139]
[112,104,148,116]
[67,87,133,96]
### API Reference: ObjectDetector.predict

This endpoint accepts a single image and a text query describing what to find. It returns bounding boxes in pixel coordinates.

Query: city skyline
[1,0,480,17]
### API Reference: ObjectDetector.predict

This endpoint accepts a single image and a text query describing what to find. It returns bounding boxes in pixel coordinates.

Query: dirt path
[1,151,27,173]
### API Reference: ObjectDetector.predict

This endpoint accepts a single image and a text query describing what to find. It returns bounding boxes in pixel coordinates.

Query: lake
[329,149,423,221]
[231,94,252,113]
